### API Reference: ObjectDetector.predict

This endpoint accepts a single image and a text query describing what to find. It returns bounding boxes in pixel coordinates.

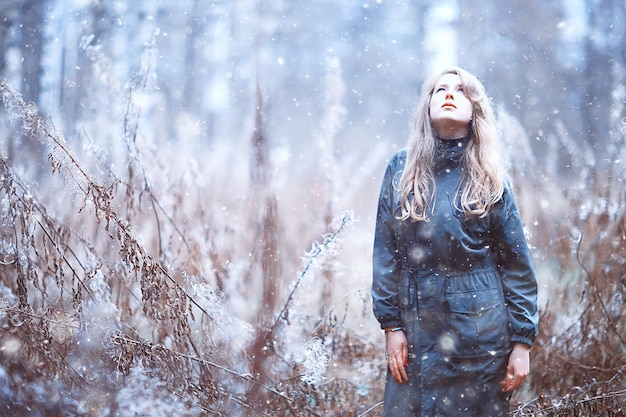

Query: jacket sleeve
[491,186,539,347]
[371,155,403,329]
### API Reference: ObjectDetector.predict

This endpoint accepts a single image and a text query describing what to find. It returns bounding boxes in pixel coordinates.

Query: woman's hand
[385,329,409,385]
[501,343,530,392]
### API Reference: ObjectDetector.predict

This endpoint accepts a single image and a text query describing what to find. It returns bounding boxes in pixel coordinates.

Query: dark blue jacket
[372,141,538,416]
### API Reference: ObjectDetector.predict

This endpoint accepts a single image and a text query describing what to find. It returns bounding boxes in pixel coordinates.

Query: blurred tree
[457,0,565,168]
[0,0,18,79]
[582,0,625,167]
[264,1,429,156]
[59,1,108,132]
[318,58,346,315]
[248,79,281,410]
[19,0,45,106]
[5,0,47,169]
[246,2,281,405]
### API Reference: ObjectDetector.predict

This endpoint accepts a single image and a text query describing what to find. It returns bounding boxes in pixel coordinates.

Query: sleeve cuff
[511,334,534,348]
[379,318,402,330]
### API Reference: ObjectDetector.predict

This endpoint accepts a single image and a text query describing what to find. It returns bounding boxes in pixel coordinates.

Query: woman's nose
[445,91,454,100]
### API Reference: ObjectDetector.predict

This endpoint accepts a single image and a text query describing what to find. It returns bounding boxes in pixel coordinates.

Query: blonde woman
[371,67,538,416]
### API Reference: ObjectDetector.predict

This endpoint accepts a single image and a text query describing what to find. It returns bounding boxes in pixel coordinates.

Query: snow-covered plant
[300,337,331,385]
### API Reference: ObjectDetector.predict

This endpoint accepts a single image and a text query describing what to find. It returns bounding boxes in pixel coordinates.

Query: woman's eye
[436,87,445,93]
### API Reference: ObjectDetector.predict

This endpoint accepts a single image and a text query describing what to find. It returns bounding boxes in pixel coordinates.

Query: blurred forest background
[0,0,624,415]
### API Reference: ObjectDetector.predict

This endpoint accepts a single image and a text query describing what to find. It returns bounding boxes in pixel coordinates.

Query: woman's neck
[435,125,470,140]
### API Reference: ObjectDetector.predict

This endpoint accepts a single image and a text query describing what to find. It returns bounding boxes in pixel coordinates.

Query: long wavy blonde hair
[399,66,508,222]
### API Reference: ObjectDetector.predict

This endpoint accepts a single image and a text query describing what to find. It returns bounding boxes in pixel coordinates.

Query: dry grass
[0,66,624,416]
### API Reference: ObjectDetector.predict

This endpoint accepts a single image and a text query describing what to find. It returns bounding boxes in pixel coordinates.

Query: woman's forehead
[435,73,462,86]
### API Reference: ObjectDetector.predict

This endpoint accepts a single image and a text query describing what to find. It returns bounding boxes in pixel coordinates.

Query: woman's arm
[491,187,539,347]
[371,155,404,329]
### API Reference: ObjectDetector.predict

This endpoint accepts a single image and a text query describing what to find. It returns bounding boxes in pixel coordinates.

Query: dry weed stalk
[3,52,622,414]
[0,77,377,414]
[0,81,241,414]
[512,372,625,416]
[1,81,204,346]
[510,115,626,415]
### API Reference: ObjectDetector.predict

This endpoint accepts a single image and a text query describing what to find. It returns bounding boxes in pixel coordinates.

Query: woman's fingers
[388,353,409,384]
[388,356,399,384]
[398,355,409,383]
[501,373,526,392]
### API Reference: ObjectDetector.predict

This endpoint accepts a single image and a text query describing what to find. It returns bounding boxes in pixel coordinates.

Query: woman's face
[429,73,474,139]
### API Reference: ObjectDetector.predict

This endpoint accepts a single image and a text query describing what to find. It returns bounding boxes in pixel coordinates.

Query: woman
[371,67,538,417]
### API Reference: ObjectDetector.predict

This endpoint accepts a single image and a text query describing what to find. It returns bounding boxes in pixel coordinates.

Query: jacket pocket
[444,286,509,358]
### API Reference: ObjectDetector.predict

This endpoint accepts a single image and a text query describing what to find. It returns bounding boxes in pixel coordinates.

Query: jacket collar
[434,137,470,169]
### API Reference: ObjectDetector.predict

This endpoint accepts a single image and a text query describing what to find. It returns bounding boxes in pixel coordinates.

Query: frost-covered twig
[106,331,295,405]
[1,81,119,226]
[264,210,354,341]
[118,39,190,254]
[573,228,626,345]
[0,159,97,303]
[356,401,384,417]
[511,369,626,416]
